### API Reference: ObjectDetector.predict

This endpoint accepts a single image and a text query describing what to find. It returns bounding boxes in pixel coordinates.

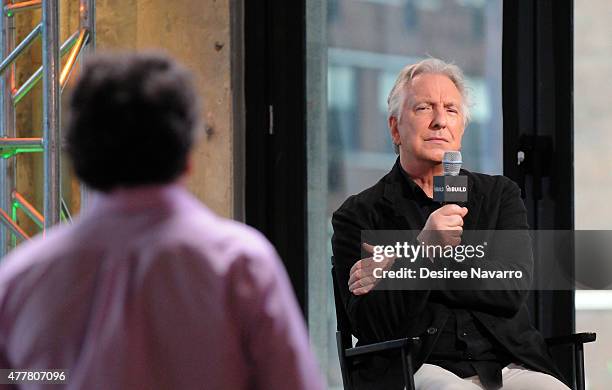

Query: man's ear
[388,116,400,145]
[184,153,194,176]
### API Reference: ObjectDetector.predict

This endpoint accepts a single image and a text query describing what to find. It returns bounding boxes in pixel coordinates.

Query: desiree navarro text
[373,267,524,280]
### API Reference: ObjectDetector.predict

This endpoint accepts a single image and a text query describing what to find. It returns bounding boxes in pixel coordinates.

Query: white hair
[387,58,471,126]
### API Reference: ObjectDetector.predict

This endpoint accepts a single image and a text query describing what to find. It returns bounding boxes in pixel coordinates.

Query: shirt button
[426,327,437,335]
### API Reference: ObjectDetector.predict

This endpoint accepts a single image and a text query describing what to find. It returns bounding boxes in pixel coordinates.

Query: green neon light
[11,202,18,247]
[15,147,43,154]
[13,73,41,104]
[0,146,44,159]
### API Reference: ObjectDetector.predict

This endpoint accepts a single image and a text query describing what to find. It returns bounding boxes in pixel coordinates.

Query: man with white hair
[332,58,568,389]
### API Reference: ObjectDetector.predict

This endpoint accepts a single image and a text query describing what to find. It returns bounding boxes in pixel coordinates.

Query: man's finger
[349,278,371,293]
[445,215,464,227]
[380,257,395,270]
[348,266,362,286]
[363,275,378,287]
[349,258,373,285]
[439,204,469,217]
[351,285,373,296]
[349,275,377,294]
[349,257,369,276]
[439,204,464,215]
[349,262,377,286]
[443,225,463,232]
[362,242,375,255]
[450,237,462,246]
[349,260,361,274]
[447,226,463,235]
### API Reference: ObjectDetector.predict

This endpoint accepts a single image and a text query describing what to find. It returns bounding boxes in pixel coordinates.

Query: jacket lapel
[379,162,427,230]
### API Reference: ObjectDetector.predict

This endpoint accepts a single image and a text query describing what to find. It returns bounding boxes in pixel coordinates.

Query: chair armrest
[345,337,420,357]
[546,332,596,347]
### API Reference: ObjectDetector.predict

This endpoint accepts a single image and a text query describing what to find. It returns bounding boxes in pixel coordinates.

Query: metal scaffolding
[0,0,95,256]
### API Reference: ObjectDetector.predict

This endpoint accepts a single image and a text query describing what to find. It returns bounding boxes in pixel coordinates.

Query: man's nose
[431,107,447,129]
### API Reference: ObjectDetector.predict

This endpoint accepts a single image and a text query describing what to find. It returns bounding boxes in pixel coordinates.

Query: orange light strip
[0,208,29,241]
[59,29,88,87]
[0,137,43,145]
[5,0,41,13]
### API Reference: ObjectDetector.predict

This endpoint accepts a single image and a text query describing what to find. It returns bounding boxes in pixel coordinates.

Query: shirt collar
[84,182,191,216]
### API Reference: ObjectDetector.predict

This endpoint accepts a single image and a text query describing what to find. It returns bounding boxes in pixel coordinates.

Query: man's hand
[348,243,396,295]
[417,204,468,247]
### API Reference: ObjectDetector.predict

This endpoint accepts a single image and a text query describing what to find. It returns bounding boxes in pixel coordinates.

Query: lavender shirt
[0,184,324,390]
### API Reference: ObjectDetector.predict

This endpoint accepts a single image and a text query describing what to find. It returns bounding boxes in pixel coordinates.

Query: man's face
[390,73,465,165]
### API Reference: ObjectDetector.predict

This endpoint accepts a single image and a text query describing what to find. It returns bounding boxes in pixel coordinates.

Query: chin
[422,149,446,163]
[430,144,461,159]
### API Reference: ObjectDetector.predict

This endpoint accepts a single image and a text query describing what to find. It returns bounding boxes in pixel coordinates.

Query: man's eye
[416,106,430,111]
[447,108,458,114]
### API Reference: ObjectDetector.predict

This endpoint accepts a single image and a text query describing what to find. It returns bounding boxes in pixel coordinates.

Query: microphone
[433,151,468,203]
[442,150,462,176]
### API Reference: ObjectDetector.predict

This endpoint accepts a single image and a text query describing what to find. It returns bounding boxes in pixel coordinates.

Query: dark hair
[65,52,199,192]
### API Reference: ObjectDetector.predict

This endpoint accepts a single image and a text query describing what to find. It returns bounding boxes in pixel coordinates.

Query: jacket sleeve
[331,197,432,343]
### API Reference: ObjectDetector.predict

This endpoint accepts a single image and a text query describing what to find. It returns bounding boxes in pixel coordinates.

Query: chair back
[331,258,420,390]
[331,263,353,348]
[331,259,354,389]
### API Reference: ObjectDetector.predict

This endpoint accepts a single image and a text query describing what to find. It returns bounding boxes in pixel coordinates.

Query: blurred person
[0,52,323,390]
[332,58,567,390]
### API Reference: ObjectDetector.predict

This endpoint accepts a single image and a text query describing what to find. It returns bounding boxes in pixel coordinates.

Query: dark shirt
[399,166,514,390]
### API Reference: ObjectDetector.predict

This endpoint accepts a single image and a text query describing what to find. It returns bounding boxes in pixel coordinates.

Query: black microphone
[433,151,468,204]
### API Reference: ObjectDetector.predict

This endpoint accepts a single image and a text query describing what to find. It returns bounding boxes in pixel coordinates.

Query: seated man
[331,58,567,390]
[0,53,323,390]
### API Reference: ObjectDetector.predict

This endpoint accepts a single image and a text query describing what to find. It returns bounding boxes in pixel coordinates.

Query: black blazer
[331,159,562,389]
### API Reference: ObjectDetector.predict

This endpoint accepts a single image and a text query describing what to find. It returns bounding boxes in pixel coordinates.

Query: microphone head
[443,151,462,176]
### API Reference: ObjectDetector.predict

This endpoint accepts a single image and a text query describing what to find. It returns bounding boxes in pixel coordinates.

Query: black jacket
[331,159,562,389]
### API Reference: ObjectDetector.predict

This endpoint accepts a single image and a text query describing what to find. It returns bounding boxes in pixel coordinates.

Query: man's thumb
[362,242,375,254]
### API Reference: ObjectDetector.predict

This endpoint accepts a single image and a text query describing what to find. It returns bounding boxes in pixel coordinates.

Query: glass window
[574,0,612,388]
[307,0,503,387]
